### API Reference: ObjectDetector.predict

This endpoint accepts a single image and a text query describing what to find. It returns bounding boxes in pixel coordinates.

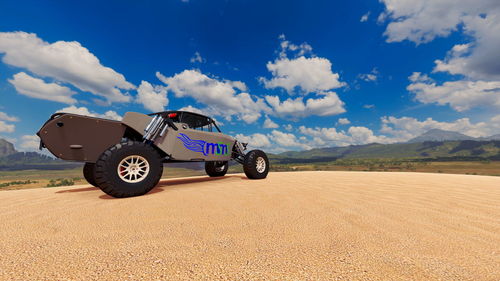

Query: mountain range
[271,129,500,163]
[407,129,500,143]
[0,139,79,171]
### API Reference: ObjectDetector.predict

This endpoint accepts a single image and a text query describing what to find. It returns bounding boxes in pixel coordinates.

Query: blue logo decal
[177,133,229,156]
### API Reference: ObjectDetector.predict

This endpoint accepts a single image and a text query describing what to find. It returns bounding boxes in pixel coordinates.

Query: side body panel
[38,114,125,162]
[155,126,235,161]
[121,112,152,135]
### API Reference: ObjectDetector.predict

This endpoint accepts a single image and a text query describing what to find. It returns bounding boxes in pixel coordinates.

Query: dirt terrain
[0,171,499,280]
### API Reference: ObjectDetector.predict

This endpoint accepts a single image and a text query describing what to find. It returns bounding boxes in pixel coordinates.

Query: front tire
[205,161,228,177]
[83,162,98,187]
[94,141,163,198]
[243,150,269,179]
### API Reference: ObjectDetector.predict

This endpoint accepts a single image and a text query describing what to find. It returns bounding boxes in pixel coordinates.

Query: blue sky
[1,0,500,153]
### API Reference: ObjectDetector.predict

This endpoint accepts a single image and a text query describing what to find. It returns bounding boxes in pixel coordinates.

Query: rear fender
[37,113,125,162]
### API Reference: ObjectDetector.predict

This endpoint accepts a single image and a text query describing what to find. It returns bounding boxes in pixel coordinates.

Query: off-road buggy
[37,111,269,198]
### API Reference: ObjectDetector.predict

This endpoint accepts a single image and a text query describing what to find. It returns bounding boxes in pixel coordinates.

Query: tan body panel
[155,126,235,161]
[121,112,153,135]
[38,114,125,162]
[123,112,235,161]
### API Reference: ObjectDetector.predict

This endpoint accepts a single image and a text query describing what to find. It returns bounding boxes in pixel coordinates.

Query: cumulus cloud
[56,105,122,121]
[277,34,313,58]
[0,111,19,122]
[0,31,134,103]
[8,72,77,104]
[380,0,500,111]
[136,81,168,112]
[157,69,270,123]
[235,133,272,149]
[190,51,205,63]
[407,72,500,111]
[265,92,345,118]
[260,35,345,95]
[358,67,379,82]
[261,56,345,94]
[299,125,392,147]
[269,130,312,150]
[337,118,350,125]
[360,12,371,22]
[17,135,40,152]
[263,116,279,129]
[0,121,15,133]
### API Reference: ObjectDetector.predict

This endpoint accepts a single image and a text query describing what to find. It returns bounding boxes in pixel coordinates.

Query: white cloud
[263,116,279,129]
[407,72,500,111]
[363,104,375,109]
[157,69,270,123]
[265,92,345,118]
[235,133,272,149]
[190,51,205,63]
[260,35,345,95]
[379,0,499,44]
[261,56,345,94]
[8,72,77,104]
[18,135,40,152]
[178,105,205,115]
[283,124,293,131]
[0,31,134,103]
[0,111,19,122]
[380,0,500,112]
[337,118,350,125]
[277,34,313,58]
[269,130,311,150]
[136,81,168,112]
[360,12,371,22]
[56,105,122,121]
[0,121,15,133]
[358,67,379,82]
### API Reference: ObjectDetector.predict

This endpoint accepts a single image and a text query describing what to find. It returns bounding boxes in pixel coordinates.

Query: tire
[205,161,229,177]
[243,150,269,179]
[94,141,163,198]
[83,162,98,187]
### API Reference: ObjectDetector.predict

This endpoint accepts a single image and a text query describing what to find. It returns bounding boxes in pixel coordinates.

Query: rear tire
[94,141,163,198]
[83,162,98,187]
[205,161,228,177]
[243,150,269,179]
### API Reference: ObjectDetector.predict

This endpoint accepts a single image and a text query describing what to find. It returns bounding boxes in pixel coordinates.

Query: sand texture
[0,171,499,280]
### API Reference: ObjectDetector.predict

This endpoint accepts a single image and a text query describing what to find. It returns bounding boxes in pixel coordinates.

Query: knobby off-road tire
[243,150,269,179]
[83,162,98,187]
[205,161,229,177]
[94,141,163,198]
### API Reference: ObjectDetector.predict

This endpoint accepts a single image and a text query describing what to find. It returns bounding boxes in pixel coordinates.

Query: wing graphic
[177,133,207,156]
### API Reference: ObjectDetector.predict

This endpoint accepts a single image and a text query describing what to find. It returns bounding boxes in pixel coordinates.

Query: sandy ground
[0,171,499,281]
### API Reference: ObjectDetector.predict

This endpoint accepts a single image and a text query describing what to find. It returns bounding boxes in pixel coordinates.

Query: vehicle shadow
[56,187,98,193]
[99,187,165,200]
[156,175,239,187]
[56,175,240,199]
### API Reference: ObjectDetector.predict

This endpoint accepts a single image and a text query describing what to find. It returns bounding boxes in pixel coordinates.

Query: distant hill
[271,140,500,164]
[0,138,16,157]
[407,129,475,143]
[408,129,500,143]
[0,138,80,171]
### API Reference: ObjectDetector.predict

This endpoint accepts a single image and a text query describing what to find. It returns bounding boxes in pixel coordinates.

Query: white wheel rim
[256,157,266,173]
[117,155,150,183]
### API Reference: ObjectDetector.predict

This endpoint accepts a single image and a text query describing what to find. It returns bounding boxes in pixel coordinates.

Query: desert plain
[0,171,499,280]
